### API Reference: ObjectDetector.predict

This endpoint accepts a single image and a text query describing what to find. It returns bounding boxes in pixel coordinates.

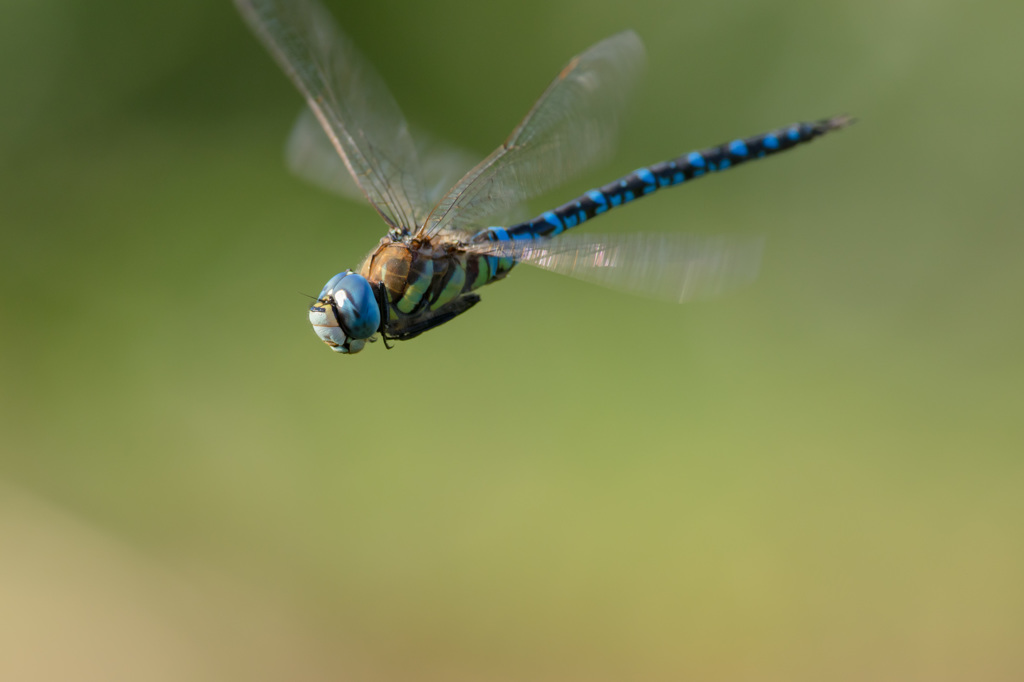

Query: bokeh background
[2,0,1022,680]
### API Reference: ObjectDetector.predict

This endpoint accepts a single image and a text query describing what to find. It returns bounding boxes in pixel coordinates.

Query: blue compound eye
[309,271,380,353]
[318,271,350,301]
[333,274,380,340]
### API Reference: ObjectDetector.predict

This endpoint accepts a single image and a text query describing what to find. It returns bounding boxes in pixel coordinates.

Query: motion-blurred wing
[286,107,479,207]
[464,233,764,303]
[419,31,646,238]
[236,0,429,230]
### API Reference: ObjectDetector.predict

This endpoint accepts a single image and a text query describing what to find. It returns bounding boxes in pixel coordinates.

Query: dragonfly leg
[388,294,482,341]
[374,281,394,349]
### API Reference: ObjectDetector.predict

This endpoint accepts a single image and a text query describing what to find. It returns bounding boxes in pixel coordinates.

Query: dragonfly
[235,0,851,354]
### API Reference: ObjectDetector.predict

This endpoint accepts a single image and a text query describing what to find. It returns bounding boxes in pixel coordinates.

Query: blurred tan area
[2,0,1023,680]
[0,483,359,682]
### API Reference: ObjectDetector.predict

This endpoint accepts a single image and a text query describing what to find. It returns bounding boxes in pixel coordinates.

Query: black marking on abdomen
[479,116,851,241]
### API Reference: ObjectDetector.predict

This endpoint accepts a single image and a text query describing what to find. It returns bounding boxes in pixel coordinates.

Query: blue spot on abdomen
[728,140,748,156]
[586,190,608,214]
[635,168,656,194]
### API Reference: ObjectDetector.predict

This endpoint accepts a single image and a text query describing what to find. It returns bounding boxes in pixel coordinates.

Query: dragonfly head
[308,271,381,354]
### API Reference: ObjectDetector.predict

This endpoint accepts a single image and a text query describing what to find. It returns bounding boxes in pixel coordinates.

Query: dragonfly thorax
[308,270,381,354]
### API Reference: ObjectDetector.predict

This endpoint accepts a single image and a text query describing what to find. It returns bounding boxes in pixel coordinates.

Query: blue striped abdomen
[473,116,851,243]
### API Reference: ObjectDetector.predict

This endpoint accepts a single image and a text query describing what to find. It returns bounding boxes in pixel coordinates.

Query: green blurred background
[2,0,1022,679]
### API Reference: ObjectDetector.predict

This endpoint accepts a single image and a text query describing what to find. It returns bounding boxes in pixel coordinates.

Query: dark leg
[390,294,482,341]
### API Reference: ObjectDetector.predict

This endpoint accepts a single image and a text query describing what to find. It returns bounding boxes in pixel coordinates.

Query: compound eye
[318,271,351,300]
[333,274,380,339]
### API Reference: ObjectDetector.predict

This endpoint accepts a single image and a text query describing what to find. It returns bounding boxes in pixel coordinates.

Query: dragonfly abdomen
[491,116,852,241]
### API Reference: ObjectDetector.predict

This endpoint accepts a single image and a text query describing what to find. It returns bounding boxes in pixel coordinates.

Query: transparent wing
[236,0,429,230]
[419,30,646,239]
[286,107,480,207]
[464,233,764,303]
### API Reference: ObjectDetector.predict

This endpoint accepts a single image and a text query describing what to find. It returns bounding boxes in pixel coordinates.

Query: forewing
[419,31,646,238]
[286,107,481,207]
[236,0,429,229]
[464,233,764,303]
